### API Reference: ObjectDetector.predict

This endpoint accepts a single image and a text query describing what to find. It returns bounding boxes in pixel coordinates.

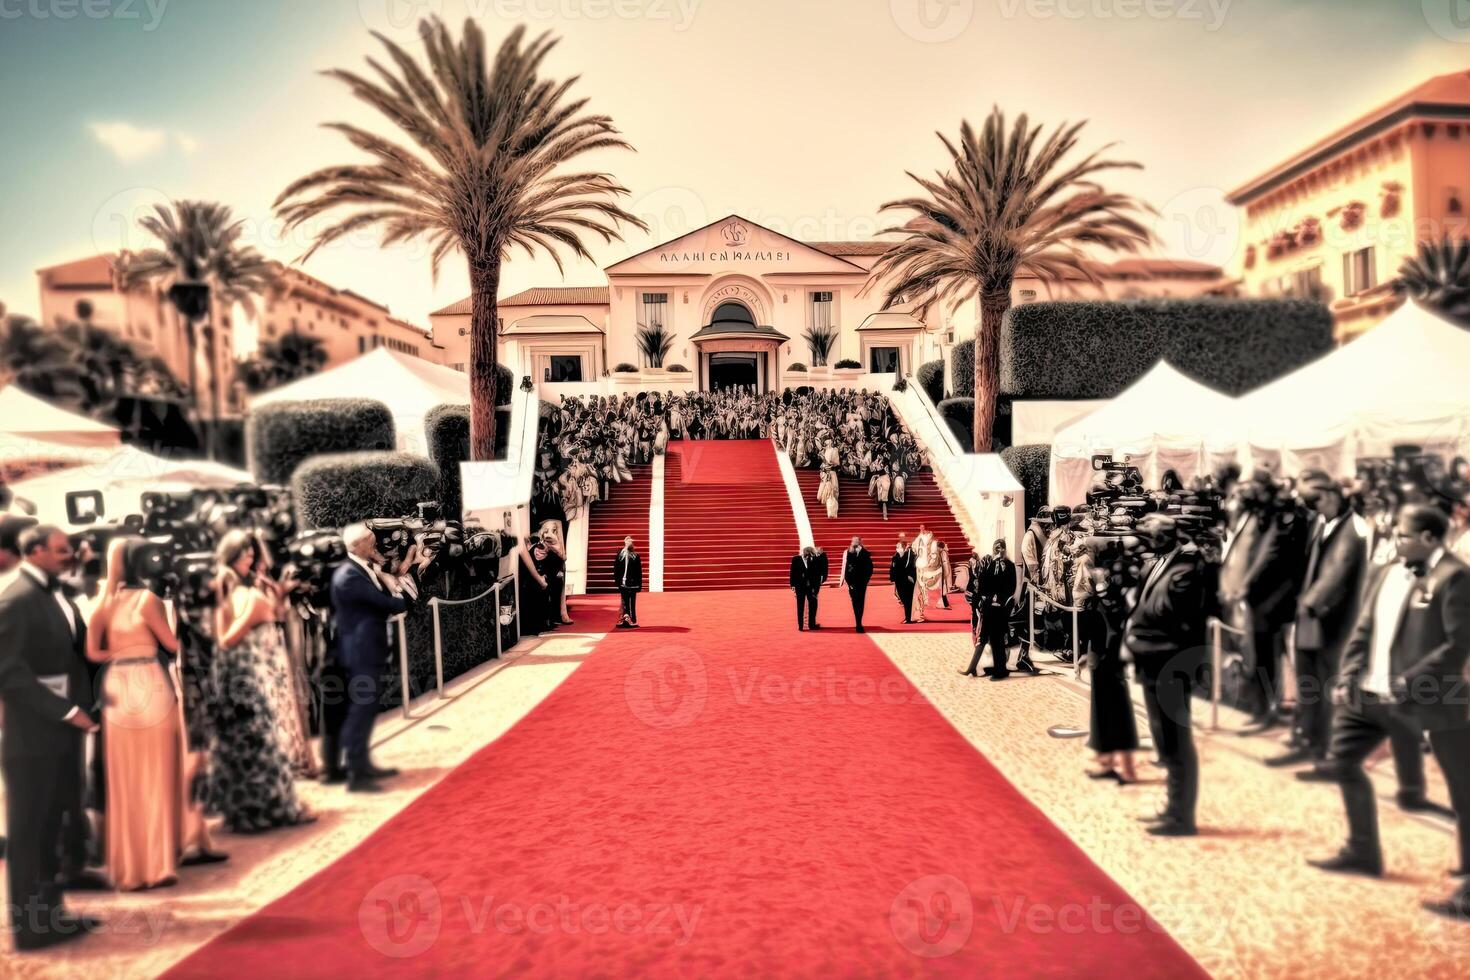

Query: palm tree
[1395,236,1470,327]
[635,323,674,369]
[236,332,329,393]
[0,313,85,405]
[866,109,1155,450]
[275,16,646,460]
[118,200,276,457]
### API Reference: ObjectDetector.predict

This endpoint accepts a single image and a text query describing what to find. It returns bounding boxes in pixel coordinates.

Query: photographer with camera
[1126,513,1218,837]
[324,523,412,794]
[1218,469,1310,733]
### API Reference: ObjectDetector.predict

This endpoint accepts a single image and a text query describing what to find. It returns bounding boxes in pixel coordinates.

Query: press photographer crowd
[0,481,514,952]
[974,447,1470,921]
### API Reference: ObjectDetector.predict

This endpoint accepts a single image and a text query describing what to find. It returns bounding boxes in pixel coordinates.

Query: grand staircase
[585,463,652,594]
[662,440,799,591]
[793,468,975,572]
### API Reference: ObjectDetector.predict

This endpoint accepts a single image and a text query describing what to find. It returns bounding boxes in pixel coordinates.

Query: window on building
[454,362,466,372]
[1287,265,1325,301]
[809,291,833,329]
[1342,247,1376,295]
[639,292,668,328]
[359,336,366,353]
[1019,289,1038,302]
[1450,187,1463,214]
[869,346,900,374]
[546,355,583,382]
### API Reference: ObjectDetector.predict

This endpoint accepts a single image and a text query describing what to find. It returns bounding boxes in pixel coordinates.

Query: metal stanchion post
[493,579,504,658]
[394,614,411,720]
[1210,618,1222,731]
[1027,583,1035,658]
[430,598,445,698]
[1072,607,1081,680]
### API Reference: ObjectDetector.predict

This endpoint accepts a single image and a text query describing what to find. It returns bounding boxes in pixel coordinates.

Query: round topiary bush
[951,340,976,398]
[788,363,808,372]
[1000,444,1051,520]
[614,363,638,373]
[918,360,945,403]
[937,397,975,447]
[425,403,515,518]
[247,399,395,485]
[834,358,862,370]
[667,363,690,373]
[291,451,441,529]
[494,363,513,406]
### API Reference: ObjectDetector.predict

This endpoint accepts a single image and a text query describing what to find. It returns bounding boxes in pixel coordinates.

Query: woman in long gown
[251,546,313,775]
[538,519,573,625]
[869,466,891,521]
[817,465,840,518]
[87,539,183,890]
[912,527,936,623]
[1075,548,1138,783]
[210,531,313,833]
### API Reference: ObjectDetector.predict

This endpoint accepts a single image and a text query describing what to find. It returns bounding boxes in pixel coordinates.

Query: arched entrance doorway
[689,298,788,393]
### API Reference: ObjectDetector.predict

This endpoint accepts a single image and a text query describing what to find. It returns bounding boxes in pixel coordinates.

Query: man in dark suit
[328,523,409,794]
[613,536,642,629]
[789,546,822,630]
[1218,471,1310,730]
[1127,515,1217,837]
[0,525,101,951]
[1308,505,1470,912]
[889,536,918,624]
[968,539,1024,679]
[839,536,873,632]
[1271,473,1370,766]
[811,547,829,627]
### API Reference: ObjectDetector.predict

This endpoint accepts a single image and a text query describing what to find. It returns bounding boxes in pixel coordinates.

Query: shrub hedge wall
[918,360,945,403]
[1000,444,1051,520]
[291,451,441,529]
[247,399,395,485]
[937,397,975,447]
[951,339,976,398]
[1000,299,1333,398]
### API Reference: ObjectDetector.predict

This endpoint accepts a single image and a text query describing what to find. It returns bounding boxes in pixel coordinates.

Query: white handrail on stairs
[774,442,816,550]
[649,451,666,592]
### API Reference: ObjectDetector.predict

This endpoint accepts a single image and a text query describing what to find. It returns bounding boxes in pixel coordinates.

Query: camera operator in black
[1218,470,1309,731]
[1127,513,1218,836]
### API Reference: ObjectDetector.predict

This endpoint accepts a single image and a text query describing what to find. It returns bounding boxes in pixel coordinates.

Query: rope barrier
[427,577,513,700]
[1023,581,1083,679]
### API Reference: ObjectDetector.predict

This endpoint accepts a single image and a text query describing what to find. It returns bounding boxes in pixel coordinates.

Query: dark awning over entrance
[689,321,790,343]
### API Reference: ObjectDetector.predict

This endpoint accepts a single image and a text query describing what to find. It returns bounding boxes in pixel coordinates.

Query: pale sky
[2,0,1468,348]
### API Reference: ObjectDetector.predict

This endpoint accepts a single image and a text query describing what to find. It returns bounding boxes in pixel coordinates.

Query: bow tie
[1405,560,1428,579]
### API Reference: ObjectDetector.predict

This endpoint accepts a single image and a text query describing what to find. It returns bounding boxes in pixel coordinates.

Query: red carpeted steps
[585,463,652,594]
[663,440,800,591]
[794,467,975,570]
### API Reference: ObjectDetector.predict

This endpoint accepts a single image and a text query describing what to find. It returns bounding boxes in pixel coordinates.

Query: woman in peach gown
[87,539,183,891]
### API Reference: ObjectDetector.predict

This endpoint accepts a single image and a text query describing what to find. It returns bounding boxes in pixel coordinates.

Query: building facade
[35,255,441,417]
[1228,69,1470,339]
[430,215,1223,392]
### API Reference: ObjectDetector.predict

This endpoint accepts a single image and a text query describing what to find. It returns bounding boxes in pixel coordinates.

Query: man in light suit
[1307,505,1470,917]
[1270,473,1369,766]
[0,526,100,951]
[327,524,409,794]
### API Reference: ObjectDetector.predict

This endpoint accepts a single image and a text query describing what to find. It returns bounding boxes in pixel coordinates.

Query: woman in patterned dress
[209,530,313,833]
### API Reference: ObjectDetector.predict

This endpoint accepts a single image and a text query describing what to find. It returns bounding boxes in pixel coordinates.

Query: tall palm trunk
[203,308,221,460]
[972,291,1009,452]
[469,259,501,460]
[183,315,199,426]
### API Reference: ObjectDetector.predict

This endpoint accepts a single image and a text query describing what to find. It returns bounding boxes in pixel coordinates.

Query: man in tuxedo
[789,546,822,631]
[811,547,829,627]
[1270,473,1369,766]
[0,525,101,951]
[839,536,873,632]
[1218,471,1309,730]
[1127,515,1217,837]
[327,523,409,793]
[965,539,1025,680]
[1308,505,1470,913]
[613,537,642,629]
[889,536,918,624]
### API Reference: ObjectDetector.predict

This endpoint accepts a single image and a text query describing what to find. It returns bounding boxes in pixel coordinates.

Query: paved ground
[869,630,1470,980]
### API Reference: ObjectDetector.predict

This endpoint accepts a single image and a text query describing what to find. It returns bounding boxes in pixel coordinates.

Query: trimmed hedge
[1001,444,1051,520]
[246,399,395,485]
[788,362,807,372]
[951,339,976,398]
[494,363,513,406]
[834,358,861,369]
[614,363,637,373]
[918,360,945,403]
[425,403,514,518]
[1000,298,1333,398]
[667,363,690,372]
[937,397,975,447]
[291,451,441,530]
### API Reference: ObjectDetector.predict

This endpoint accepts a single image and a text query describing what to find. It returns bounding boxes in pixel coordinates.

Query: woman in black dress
[1076,547,1139,783]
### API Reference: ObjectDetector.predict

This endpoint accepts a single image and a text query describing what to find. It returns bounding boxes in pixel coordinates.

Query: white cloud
[176,133,199,155]
[89,121,168,162]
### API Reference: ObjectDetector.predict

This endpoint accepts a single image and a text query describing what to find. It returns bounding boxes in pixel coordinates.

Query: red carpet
[167,589,1204,978]
[662,440,799,591]
[586,463,652,594]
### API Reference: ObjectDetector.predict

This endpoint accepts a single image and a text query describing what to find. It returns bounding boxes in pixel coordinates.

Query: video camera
[365,501,516,599]
[1356,444,1470,518]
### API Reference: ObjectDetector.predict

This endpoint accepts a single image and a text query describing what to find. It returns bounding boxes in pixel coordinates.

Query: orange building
[1229,69,1470,339]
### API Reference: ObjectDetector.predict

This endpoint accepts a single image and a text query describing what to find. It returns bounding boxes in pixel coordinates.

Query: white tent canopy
[248,348,469,454]
[1049,360,1238,505]
[1237,301,1470,477]
[0,384,120,447]
[9,446,252,530]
